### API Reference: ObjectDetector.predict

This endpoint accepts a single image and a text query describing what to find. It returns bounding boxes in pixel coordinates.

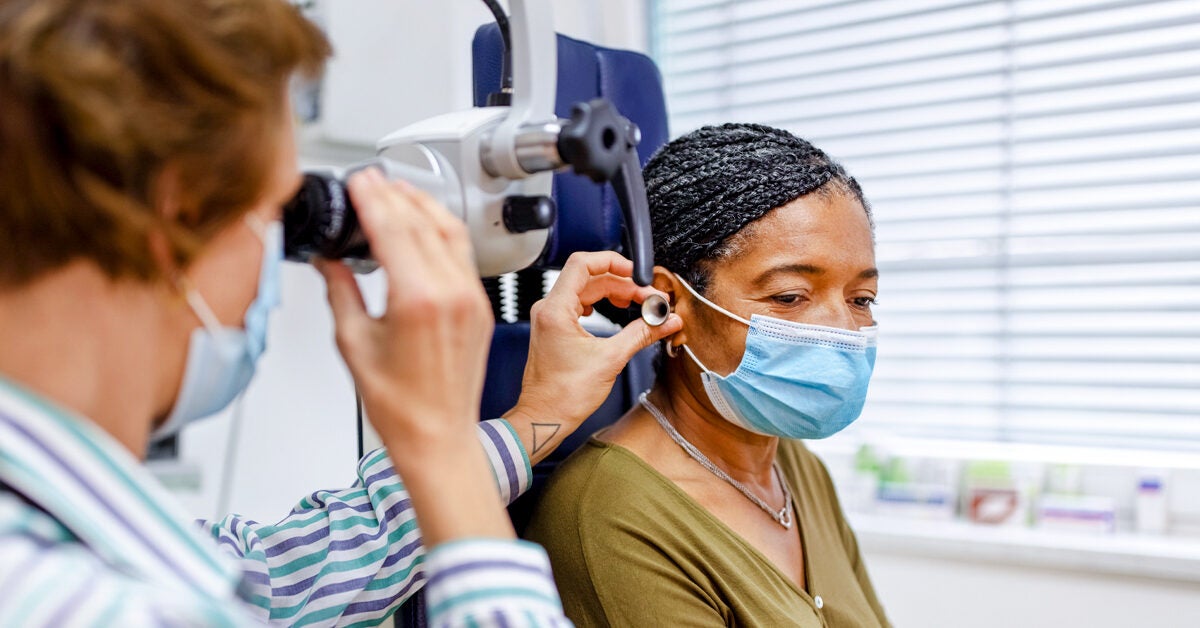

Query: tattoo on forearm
[532,423,562,454]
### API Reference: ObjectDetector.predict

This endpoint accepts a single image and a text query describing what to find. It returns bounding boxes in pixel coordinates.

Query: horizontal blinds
[652,0,1200,449]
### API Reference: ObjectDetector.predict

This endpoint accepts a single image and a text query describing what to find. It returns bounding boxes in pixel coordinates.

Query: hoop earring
[664,340,678,358]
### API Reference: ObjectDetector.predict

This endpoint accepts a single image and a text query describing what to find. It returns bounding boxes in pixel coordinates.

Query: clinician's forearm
[204,447,430,624]
[386,427,516,546]
[502,406,569,466]
[384,424,570,627]
[200,419,536,625]
[424,539,568,627]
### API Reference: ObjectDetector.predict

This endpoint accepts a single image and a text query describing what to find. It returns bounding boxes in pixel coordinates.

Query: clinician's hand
[316,168,508,545]
[504,251,682,464]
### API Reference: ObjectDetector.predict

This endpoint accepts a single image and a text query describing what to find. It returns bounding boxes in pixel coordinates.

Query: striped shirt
[0,375,570,627]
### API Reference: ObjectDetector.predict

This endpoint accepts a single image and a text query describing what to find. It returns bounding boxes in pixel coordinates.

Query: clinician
[0,0,681,626]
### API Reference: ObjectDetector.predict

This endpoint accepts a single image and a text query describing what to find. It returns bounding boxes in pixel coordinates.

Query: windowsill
[811,435,1200,582]
[808,435,1200,471]
[850,512,1200,583]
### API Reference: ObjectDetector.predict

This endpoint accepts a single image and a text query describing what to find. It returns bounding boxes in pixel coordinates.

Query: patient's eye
[771,293,806,306]
[851,296,877,310]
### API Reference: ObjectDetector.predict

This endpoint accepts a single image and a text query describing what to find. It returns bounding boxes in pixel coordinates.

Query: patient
[526,123,891,627]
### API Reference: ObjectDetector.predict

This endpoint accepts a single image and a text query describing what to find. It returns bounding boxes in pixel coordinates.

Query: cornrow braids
[644,123,871,295]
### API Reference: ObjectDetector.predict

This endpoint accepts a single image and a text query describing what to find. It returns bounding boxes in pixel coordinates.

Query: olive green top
[525,437,890,627]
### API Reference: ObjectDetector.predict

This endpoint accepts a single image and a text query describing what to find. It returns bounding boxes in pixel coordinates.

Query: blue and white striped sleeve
[202,418,535,626]
[0,493,250,627]
[424,539,570,628]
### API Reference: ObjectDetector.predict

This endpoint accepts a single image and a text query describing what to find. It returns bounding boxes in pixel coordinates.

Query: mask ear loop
[176,275,224,334]
[661,294,679,358]
[669,274,751,369]
[171,214,271,336]
[243,213,269,243]
[673,274,752,326]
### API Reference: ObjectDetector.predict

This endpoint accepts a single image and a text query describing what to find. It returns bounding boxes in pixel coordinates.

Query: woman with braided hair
[0,1,682,624]
[527,123,891,627]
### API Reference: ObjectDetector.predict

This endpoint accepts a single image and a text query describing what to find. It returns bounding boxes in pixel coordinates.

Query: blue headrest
[472,23,669,268]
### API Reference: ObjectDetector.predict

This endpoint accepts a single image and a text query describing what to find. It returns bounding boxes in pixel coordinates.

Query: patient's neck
[648,360,779,488]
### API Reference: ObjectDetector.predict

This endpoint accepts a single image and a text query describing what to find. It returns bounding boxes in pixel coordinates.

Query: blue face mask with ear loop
[673,274,878,440]
[153,216,283,441]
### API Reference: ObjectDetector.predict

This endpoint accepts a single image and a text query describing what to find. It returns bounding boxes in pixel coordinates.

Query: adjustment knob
[502,195,556,234]
[557,99,639,183]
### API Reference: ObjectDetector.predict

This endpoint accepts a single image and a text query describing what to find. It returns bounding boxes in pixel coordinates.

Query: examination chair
[396,24,669,627]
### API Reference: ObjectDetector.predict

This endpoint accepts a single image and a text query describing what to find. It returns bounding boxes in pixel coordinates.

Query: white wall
[318,0,648,147]
[865,550,1200,628]
[175,264,366,522]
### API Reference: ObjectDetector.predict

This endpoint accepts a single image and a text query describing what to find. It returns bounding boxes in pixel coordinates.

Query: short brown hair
[0,0,330,287]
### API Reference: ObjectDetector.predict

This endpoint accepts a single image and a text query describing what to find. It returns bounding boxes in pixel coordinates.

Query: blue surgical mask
[154,218,283,440]
[675,275,877,440]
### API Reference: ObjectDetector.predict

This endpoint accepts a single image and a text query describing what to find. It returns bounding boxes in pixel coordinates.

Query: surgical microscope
[281,0,669,326]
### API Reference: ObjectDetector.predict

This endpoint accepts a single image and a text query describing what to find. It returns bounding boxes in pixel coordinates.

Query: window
[650,0,1200,450]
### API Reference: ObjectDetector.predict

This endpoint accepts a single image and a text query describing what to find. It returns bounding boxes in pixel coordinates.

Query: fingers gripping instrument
[283,0,657,287]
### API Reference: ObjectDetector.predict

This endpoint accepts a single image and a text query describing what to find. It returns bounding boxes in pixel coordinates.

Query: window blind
[651,0,1200,450]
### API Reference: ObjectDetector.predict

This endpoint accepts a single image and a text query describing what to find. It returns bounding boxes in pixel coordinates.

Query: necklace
[639,392,793,529]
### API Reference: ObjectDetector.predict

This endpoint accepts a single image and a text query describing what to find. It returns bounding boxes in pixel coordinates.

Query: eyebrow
[752,263,879,286]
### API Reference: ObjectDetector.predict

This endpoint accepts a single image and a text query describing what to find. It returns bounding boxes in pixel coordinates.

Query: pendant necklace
[640,392,793,529]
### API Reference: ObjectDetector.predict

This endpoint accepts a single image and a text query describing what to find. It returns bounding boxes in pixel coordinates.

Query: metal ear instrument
[641,293,670,327]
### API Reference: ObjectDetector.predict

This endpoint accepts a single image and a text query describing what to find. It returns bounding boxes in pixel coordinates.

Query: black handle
[611,147,654,287]
[558,98,655,286]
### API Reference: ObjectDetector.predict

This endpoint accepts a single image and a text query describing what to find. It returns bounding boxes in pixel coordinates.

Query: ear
[147,164,185,283]
[147,228,176,280]
[652,265,688,350]
[152,162,184,221]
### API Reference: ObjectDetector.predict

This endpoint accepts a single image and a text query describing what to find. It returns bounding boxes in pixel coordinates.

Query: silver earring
[664,340,678,358]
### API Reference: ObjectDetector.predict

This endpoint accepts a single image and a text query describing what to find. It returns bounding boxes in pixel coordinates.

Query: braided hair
[645,123,871,295]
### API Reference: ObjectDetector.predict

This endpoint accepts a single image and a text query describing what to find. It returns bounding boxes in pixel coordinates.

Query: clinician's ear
[652,266,688,351]
[147,164,184,282]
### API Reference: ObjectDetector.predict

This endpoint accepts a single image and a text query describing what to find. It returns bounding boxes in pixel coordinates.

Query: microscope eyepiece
[282,172,374,271]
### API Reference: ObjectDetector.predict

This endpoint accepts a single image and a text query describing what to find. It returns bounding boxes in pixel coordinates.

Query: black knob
[557,99,639,183]
[502,195,556,234]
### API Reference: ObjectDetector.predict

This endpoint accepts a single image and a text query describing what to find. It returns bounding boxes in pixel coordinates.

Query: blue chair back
[472,23,669,532]
[397,24,668,627]
[472,23,669,267]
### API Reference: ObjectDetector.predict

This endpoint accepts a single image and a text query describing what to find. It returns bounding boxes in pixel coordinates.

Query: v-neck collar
[0,375,242,602]
[593,437,822,607]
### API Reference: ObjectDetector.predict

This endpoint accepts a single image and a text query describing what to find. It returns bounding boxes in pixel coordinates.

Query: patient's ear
[651,266,688,349]
[650,266,676,299]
